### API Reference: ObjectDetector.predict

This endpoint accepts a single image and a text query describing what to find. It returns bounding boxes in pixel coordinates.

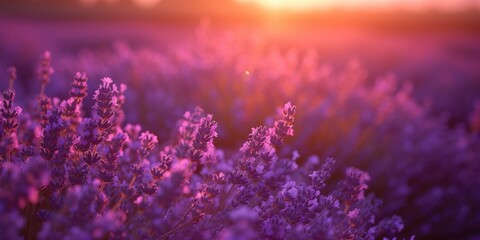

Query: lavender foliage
[0,53,406,239]
[45,26,480,239]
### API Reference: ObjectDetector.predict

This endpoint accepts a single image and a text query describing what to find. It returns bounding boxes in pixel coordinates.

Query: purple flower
[40,108,64,161]
[0,67,21,162]
[138,181,158,195]
[68,164,88,186]
[70,72,88,103]
[310,157,335,191]
[189,114,217,164]
[93,77,118,132]
[337,167,371,208]
[139,131,158,159]
[1,75,21,135]
[269,102,296,147]
[175,107,204,158]
[240,126,269,158]
[75,118,101,152]
[38,51,54,94]
[150,153,172,180]
[37,95,53,128]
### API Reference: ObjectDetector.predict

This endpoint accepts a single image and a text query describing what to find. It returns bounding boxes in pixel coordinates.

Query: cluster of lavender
[49,25,480,238]
[0,53,406,239]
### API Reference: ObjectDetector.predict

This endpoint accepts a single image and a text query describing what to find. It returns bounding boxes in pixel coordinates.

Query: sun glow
[244,0,323,11]
[237,0,480,12]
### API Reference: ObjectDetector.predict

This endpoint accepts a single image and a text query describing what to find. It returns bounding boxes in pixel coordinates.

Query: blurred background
[1,0,480,126]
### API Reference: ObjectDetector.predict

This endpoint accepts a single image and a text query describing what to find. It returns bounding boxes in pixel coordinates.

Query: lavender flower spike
[93,77,118,132]
[270,102,296,147]
[189,114,217,163]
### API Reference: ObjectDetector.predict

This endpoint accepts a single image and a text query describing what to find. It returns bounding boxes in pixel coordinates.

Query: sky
[75,0,480,12]
[236,0,480,11]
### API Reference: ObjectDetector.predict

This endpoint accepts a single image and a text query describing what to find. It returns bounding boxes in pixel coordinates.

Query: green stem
[247,195,258,208]
[305,209,327,227]
[26,202,37,240]
[184,160,192,175]
[162,208,170,218]
[344,203,350,213]
[111,193,125,211]
[161,204,194,240]
[40,84,46,97]
[129,174,137,187]
[99,182,106,192]
[161,219,193,240]
[210,184,236,220]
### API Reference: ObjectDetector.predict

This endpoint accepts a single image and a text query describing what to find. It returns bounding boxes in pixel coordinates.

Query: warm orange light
[258,0,291,9]
[133,0,162,8]
[243,0,322,11]
[237,0,480,12]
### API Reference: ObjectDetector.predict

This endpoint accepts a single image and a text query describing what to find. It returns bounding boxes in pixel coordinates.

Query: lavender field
[1,1,480,239]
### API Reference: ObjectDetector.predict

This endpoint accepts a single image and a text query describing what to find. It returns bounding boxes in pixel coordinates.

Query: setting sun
[237,0,480,11]
[238,0,323,11]
[255,0,298,10]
